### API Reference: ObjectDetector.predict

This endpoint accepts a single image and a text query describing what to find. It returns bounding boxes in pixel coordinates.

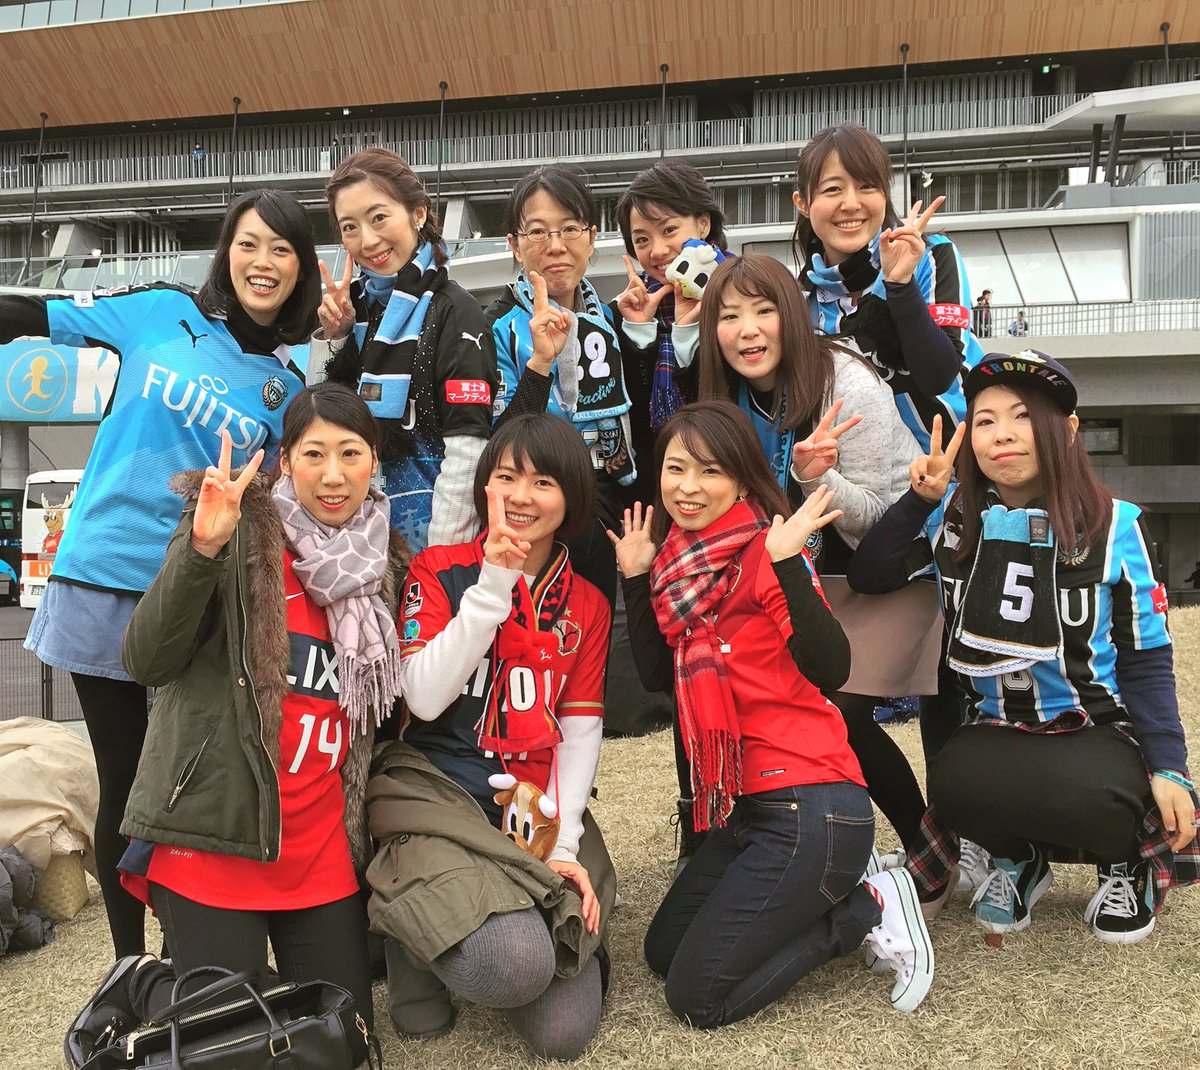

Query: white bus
[21,469,84,610]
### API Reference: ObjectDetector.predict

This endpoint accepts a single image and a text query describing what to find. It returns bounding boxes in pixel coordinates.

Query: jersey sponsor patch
[1152,582,1169,614]
[445,379,492,405]
[928,302,970,329]
[72,291,95,308]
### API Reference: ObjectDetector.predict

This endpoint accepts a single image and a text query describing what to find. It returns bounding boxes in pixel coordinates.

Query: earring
[735,494,746,502]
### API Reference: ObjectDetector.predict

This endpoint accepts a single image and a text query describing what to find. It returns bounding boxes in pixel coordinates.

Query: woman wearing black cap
[848,350,1197,944]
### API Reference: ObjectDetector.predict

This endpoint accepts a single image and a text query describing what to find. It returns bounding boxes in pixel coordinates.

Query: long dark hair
[791,123,901,270]
[951,381,1111,562]
[614,160,727,257]
[325,148,447,267]
[280,382,379,458]
[651,400,791,544]
[473,414,596,542]
[502,165,596,235]
[197,189,320,345]
[697,255,870,430]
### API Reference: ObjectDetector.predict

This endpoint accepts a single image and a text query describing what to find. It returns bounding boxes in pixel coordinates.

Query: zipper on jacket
[234,526,282,862]
[164,729,214,813]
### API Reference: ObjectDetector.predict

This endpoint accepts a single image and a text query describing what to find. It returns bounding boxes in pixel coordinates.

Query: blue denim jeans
[644,781,880,1028]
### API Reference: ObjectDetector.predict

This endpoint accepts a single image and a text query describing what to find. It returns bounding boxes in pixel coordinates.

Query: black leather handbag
[78,966,382,1069]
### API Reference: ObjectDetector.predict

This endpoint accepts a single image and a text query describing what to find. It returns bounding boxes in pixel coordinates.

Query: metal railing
[0,94,1090,193]
[0,637,82,722]
[979,301,1200,337]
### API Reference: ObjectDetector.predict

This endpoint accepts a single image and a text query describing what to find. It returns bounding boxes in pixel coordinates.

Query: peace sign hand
[764,484,843,563]
[616,256,672,324]
[482,486,532,570]
[606,503,656,578]
[910,414,966,503]
[527,270,573,375]
[790,399,863,483]
[317,257,355,340]
[191,430,264,558]
[880,195,946,285]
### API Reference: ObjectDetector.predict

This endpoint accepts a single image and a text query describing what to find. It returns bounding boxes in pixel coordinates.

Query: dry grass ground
[4,607,1200,1070]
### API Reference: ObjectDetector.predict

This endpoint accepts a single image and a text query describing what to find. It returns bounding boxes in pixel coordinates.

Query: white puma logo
[461,331,485,350]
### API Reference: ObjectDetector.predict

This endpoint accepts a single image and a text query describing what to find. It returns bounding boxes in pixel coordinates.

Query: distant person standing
[190,142,206,176]
[1185,560,1200,589]
[1009,310,1029,337]
[972,289,992,337]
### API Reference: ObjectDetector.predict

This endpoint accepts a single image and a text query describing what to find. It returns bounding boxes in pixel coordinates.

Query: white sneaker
[879,848,907,871]
[862,868,935,1012]
[955,838,991,894]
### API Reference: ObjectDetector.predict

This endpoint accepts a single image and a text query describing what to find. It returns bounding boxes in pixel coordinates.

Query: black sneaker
[1084,862,1156,944]
[64,955,143,1068]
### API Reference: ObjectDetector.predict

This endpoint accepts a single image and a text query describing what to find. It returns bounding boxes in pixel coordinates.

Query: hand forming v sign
[606,503,656,579]
[880,195,946,286]
[764,484,843,563]
[790,398,864,483]
[317,257,355,340]
[527,270,573,375]
[616,255,672,324]
[191,430,264,558]
[909,414,966,503]
[482,485,532,570]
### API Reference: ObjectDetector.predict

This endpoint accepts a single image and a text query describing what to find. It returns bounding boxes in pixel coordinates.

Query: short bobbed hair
[197,189,321,345]
[650,400,791,544]
[280,382,379,458]
[473,414,596,543]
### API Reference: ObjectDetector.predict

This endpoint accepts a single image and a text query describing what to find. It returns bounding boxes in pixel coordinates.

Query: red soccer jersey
[715,533,864,792]
[146,551,359,910]
[400,540,608,803]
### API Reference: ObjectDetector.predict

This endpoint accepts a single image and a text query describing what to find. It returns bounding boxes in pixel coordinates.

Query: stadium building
[1,0,1198,585]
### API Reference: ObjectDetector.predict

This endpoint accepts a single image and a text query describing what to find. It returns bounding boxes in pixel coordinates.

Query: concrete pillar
[0,423,31,487]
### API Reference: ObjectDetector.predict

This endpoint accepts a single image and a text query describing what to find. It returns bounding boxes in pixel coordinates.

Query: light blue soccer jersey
[46,284,304,592]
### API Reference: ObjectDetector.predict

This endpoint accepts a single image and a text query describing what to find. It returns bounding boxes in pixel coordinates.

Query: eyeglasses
[516,224,592,244]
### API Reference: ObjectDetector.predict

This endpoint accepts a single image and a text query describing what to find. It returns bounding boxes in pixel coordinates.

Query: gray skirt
[822,577,943,697]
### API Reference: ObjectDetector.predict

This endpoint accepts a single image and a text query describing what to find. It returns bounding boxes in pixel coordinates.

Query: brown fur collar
[168,469,410,870]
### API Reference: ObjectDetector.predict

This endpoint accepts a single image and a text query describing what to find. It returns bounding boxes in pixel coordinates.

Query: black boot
[671,798,708,880]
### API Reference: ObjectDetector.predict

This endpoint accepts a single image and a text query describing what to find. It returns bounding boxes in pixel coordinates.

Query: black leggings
[133,885,374,1029]
[71,672,150,958]
[929,723,1150,863]
[833,691,927,851]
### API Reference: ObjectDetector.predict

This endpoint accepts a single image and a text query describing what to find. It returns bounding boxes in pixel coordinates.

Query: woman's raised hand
[880,196,945,285]
[607,503,656,579]
[910,414,966,503]
[482,485,531,570]
[764,484,843,563]
[191,430,264,559]
[791,398,863,482]
[317,257,355,340]
[527,270,573,374]
[616,256,672,324]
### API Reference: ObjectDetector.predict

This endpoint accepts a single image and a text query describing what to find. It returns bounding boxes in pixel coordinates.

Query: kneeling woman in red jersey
[368,413,614,1060]
[612,399,934,1025]
[67,383,407,1066]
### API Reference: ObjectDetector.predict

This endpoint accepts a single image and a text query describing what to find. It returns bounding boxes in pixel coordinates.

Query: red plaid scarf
[476,534,573,755]
[651,499,768,830]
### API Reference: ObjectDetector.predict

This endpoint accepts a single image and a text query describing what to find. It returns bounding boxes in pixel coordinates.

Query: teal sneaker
[970,847,1053,934]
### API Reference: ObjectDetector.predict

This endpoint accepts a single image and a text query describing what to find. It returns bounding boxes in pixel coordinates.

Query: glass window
[102,0,131,15]
[128,0,157,15]
[999,227,1076,304]
[1053,223,1130,302]
[183,0,215,8]
[0,8,24,30]
[156,0,186,11]
[48,0,77,24]
[76,0,104,19]
[943,229,1021,306]
[22,3,52,28]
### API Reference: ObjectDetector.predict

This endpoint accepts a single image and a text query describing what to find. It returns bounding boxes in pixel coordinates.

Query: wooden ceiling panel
[0,0,1196,131]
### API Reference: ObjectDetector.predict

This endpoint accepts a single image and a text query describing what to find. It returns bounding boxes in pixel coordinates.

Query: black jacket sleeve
[846,489,939,594]
[1115,644,1188,774]
[493,364,554,426]
[621,573,675,693]
[0,294,51,343]
[882,278,963,396]
[772,557,851,691]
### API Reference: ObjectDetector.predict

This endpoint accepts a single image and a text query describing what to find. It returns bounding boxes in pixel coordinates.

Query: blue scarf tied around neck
[805,231,887,300]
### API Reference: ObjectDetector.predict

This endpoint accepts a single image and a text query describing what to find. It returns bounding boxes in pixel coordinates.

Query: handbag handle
[149,966,262,1024]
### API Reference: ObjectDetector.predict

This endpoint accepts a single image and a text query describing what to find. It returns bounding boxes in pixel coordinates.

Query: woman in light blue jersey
[1,189,319,962]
